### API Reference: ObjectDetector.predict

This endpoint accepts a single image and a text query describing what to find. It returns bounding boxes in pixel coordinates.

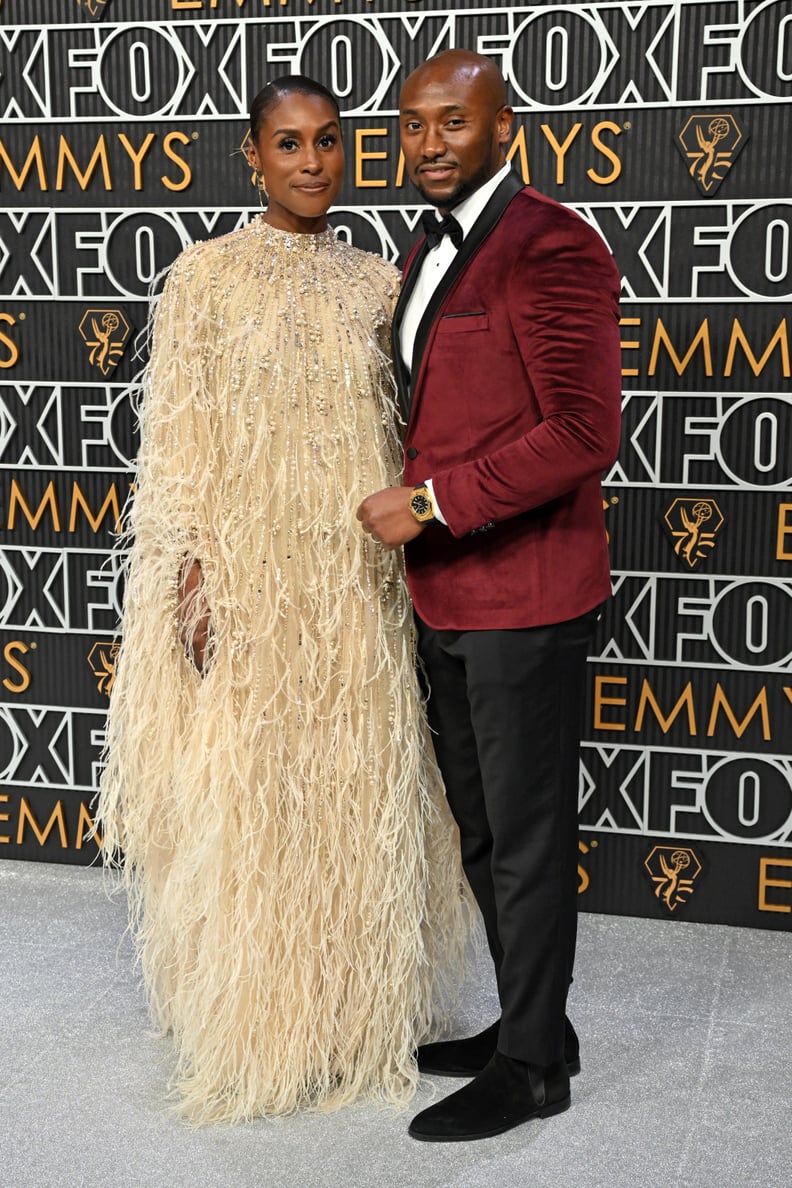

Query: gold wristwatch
[409,484,435,523]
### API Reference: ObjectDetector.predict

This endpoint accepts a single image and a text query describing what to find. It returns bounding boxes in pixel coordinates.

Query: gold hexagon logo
[676,114,747,195]
[78,309,131,376]
[76,0,112,19]
[87,640,120,696]
[645,846,702,913]
[663,497,724,569]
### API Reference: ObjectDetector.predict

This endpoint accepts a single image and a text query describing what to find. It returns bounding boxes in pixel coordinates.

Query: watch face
[410,485,434,522]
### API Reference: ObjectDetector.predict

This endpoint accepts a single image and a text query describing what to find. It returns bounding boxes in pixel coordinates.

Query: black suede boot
[417,1016,581,1077]
[408,1052,571,1142]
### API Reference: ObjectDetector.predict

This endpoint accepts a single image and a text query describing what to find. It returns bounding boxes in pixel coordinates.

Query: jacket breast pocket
[437,311,489,333]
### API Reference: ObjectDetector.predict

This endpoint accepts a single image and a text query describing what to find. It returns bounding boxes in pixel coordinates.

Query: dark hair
[249,76,341,140]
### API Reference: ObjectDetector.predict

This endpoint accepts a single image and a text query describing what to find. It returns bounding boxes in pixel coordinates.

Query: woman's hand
[177,559,211,673]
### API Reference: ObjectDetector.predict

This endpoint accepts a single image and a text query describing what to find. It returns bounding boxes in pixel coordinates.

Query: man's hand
[356,486,426,550]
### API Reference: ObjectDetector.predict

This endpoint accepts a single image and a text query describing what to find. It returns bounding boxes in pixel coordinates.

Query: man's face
[399,65,513,212]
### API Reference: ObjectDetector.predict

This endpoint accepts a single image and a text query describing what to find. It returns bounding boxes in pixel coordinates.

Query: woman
[97,76,468,1125]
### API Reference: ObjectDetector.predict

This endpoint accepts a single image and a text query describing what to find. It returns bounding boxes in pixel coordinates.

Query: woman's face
[247,92,344,233]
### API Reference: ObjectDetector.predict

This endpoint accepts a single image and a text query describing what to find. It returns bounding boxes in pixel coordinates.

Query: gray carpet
[2,858,789,1188]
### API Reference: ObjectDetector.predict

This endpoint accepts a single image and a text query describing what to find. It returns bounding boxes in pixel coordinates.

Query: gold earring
[249,159,267,207]
[255,173,268,208]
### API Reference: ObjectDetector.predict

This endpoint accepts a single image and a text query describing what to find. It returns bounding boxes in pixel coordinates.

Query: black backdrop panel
[1,0,790,932]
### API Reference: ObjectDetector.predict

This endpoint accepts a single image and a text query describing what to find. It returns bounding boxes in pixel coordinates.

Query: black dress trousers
[416,608,599,1067]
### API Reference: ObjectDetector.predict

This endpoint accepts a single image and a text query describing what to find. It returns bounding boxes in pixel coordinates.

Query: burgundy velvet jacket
[394,173,622,631]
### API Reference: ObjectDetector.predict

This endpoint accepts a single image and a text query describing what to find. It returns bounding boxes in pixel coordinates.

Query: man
[357,49,622,1142]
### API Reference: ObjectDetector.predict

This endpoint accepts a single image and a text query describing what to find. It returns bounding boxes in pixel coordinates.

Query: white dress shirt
[399,162,512,370]
[399,163,513,526]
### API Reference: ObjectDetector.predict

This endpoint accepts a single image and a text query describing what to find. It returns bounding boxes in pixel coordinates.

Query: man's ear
[497,105,515,146]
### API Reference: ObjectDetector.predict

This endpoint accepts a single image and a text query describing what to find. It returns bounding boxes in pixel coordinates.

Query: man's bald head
[399,49,513,212]
[401,50,508,112]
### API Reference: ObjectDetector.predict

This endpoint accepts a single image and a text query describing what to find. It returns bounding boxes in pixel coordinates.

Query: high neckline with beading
[251,218,338,254]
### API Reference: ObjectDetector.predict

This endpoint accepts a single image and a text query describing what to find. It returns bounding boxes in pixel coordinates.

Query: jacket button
[406,447,419,459]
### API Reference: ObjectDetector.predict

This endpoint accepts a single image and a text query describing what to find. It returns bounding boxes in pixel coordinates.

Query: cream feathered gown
[97,219,469,1124]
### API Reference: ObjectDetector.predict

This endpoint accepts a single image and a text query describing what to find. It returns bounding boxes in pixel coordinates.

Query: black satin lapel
[407,170,524,419]
[392,240,431,421]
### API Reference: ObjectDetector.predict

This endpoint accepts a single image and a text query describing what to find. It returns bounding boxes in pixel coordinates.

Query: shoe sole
[407,1094,571,1142]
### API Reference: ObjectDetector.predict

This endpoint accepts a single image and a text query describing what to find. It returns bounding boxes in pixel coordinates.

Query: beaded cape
[97,219,469,1124]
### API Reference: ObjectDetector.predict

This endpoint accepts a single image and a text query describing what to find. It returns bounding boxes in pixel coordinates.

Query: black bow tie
[421,210,464,250]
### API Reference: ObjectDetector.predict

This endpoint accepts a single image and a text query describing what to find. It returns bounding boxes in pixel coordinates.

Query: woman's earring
[249,158,268,209]
[247,150,267,208]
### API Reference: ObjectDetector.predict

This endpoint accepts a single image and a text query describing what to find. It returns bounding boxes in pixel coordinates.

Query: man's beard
[410,136,500,210]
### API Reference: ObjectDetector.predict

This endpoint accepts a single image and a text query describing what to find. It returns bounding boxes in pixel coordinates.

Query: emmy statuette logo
[76,0,113,19]
[78,309,131,377]
[676,114,747,196]
[644,846,702,913]
[87,641,119,696]
[663,497,724,568]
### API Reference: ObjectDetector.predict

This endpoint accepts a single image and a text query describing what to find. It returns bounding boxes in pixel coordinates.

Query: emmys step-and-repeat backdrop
[1,0,790,931]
